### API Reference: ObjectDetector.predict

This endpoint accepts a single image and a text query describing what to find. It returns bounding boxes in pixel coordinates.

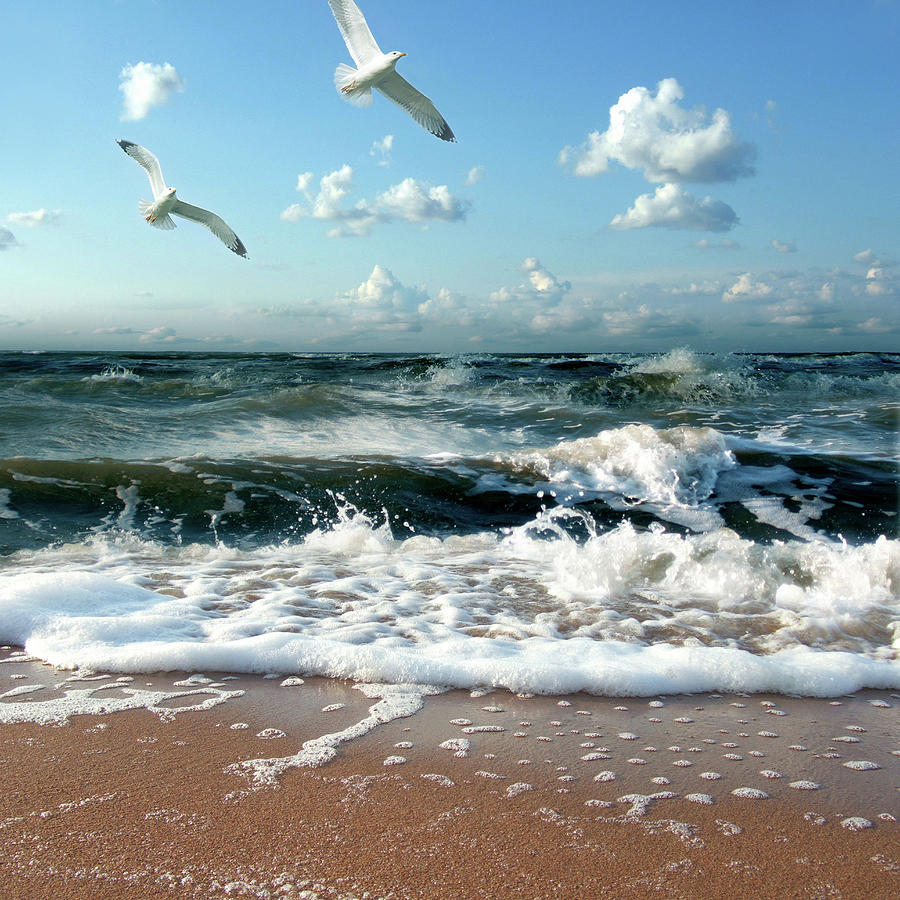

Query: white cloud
[280,166,467,237]
[490,257,571,305]
[770,238,797,253]
[529,299,594,334]
[335,264,426,332]
[850,249,895,296]
[0,226,18,251]
[669,279,722,296]
[139,326,177,343]
[857,317,895,334]
[341,264,426,310]
[559,77,755,183]
[722,273,773,302]
[377,179,466,224]
[764,299,817,328]
[119,62,184,121]
[370,134,394,166]
[417,287,478,327]
[865,266,892,296]
[295,172,315,194]
[465,165,485,185]
[610,183,739,232]
[7,208,61,227]
[279,204,306,223]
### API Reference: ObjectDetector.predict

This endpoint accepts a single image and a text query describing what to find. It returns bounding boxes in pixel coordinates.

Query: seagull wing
[376,71,456,142]
[117,139,167,199]
[171,199,249,258]
[328,0,382,66]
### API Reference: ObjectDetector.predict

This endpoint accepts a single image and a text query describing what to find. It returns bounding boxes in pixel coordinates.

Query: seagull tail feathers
[334,64,373,107]
[138,201,176,231]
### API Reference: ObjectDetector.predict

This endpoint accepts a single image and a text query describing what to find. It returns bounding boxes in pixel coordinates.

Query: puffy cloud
[529,299,595,334]
[342,264,425,309]
[7,208,61,227]
[279,204,306,223]
[295,172,315,193]
[119,62,184,121]
[336,264,426,332]
[465,166,485,185]
[865,266,893,296]
[610,183,739,232]
[370,134,394,166]
[849,249,895,296]
[280,166,467,237]
[770,238,797,253]
[0,226,18,251]
[722,273,774,302]
[559,78,755,183]
[417,287,478,327]
[377,179,466,224]
[490,257,571,305]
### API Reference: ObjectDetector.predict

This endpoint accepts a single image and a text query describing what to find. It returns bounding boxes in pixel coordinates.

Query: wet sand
[1,649,897,899]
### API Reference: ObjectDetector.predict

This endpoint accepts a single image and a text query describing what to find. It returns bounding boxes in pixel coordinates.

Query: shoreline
[1,649,897,898]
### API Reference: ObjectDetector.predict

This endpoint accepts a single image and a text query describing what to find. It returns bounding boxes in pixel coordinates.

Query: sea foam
[0,515,897,698]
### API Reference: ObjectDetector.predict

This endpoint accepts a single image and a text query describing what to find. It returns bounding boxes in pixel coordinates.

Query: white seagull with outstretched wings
[328,0,456,142]
[116,140,248,258]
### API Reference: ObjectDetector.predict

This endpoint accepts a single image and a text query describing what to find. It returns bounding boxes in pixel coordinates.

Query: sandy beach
[0,648,897,899]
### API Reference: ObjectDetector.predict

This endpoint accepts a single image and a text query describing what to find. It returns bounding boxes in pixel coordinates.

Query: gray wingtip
[435,123,456,142]
[117,139,136,152]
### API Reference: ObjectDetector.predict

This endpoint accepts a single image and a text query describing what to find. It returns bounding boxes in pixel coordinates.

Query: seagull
[328,0,455,142]
[116,139,248,258]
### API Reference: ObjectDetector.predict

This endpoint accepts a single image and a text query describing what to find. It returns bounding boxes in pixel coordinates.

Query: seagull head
[389,51,407,62]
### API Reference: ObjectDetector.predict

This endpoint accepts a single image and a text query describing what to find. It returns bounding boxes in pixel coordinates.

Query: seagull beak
[398,52,407,58]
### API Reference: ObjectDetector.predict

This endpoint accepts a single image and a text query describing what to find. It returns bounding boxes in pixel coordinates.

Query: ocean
[0,348,897,697]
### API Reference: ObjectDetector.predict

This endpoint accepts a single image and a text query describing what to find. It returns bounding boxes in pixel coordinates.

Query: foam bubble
[505,782,534,798]
[731,787,770,799]
[439,739,471,753]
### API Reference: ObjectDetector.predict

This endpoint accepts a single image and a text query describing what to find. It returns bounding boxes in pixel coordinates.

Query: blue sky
[1,0,898,352]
